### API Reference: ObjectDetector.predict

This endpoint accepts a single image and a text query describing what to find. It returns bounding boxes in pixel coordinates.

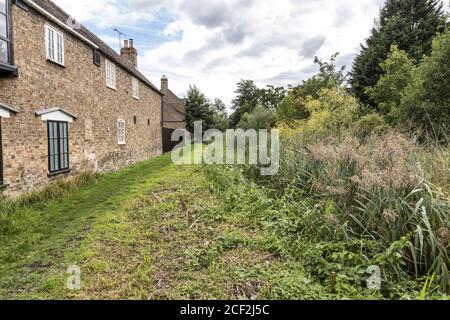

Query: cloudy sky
[52,0,387,105]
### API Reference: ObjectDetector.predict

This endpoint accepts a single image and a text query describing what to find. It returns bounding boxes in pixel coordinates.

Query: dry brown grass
[271,128,450,292]
[308,131,428,192]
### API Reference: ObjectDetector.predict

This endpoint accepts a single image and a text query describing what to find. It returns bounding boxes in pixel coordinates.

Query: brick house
[0,0,165,197]
[160,76,186,152]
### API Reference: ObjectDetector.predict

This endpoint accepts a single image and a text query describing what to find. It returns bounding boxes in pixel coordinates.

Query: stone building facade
[160,76,186,152]
[0,0,164,197]
[161,76,186,131]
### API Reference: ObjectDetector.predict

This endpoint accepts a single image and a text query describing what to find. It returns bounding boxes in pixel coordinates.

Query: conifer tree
[185,85,216,132]
[351,0,447,107]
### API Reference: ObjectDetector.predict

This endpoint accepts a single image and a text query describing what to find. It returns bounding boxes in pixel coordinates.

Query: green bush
[276,53,348,123]
[356,113,388,136]
[365,45,415,117]
[237,105,276,130]
[278,87,360,142]
[205,128,450,296]
[395,29,450,130]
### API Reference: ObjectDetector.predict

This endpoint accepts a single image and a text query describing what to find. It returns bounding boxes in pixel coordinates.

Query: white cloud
[53,0,155,28]
[53,0,386,105]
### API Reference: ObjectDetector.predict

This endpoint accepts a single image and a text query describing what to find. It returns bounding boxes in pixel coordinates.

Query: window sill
[0,184,8,190]
[118,142,126,146]
[48,169,71,177]
[47,59,66,68]
[107,85,117,91]
[133,96,140,101]
[0,62,18,76]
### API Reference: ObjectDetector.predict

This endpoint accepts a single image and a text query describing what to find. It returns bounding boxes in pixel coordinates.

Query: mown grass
[0,154,181,298]
[0,150,331,300]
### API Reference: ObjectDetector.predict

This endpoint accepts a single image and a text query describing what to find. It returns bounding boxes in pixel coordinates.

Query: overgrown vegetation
[203,0,450,298]
[205,127,449,297]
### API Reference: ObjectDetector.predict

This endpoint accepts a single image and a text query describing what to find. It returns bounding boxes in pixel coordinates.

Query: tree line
[184,0,449,134]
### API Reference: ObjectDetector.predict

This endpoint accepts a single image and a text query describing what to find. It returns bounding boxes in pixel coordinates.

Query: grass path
[0,154,182,298]
[0,152,321,299]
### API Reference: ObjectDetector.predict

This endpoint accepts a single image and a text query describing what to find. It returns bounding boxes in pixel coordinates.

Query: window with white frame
[117,119,125,145]
[106,60,116,89]
[45,25,64,65]
[132,77,139,99]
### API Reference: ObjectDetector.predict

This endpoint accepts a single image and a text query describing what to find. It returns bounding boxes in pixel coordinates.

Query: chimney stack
[161,75,168,93]
[120,39,138,67]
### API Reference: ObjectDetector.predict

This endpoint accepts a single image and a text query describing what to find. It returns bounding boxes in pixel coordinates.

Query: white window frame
[132,77,139,100]
[106,60,117,90]
[117,119,126,145]
[45,24,65,66]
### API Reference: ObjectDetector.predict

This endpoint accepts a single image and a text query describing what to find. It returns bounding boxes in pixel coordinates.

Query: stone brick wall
[0,4,163,196]
[161,79,186,131]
